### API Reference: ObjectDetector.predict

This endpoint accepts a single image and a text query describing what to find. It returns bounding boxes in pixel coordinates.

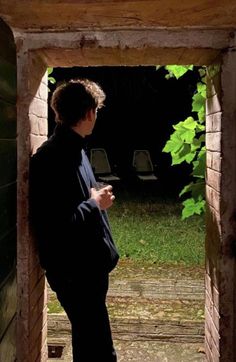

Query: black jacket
[30,125,119,277]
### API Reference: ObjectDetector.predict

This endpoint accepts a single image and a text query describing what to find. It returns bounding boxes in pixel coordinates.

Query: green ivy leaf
[173,118,197,144]
[47,67,56,87]
[198,67,206,78]
[179,180,205,199]
[192,93,205,112]
[195,123,205,132]
[165,65,193,79]
[185,151,196,163]
[48,76,56,84]
[191,138,202,152]
[207,65,220,79]
[197,82,206,98]
[173,117,197,130]
[47,67,53,75]
[197,106,205,122]
[173,127,195,143]
[192,150,206,178]
[181,197,206,219]
[162,132,183,153]
[179,183,194,197]
[172,144,190,165]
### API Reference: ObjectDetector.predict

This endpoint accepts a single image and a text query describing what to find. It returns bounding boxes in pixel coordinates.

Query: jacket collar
[53,124,86,151]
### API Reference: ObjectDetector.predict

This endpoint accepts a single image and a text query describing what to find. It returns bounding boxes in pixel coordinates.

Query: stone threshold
[48,313,204,344]
[108,278,204,300]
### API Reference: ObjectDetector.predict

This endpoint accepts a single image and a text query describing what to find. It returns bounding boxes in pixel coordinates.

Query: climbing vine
[47,67,56,89]
[160,65,206,219]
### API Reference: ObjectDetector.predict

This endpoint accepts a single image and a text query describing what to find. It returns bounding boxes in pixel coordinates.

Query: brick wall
[218,51,236,362]
[0,19,17,362]
[205,64,222,362]
[206,53,236,361]
[17,46,48,361]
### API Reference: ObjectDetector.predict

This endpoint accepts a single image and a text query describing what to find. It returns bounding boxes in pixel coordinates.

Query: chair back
[90,148,112,174]
[133,150,154,173]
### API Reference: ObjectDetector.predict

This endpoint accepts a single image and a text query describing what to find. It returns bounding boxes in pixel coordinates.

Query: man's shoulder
[31,135,59,165]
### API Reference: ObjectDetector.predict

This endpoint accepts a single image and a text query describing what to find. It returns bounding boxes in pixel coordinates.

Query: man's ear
[86,109,93,122]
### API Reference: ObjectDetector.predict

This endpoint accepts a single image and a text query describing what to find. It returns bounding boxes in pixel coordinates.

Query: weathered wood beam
[15,29,233,50]
[1,0,236,31]
[14,29,235,66]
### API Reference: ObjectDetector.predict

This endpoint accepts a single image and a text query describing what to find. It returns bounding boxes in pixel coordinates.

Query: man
[30,79,119,361]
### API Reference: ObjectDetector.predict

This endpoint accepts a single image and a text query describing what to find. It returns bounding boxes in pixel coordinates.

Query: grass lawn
[108,186,205,267]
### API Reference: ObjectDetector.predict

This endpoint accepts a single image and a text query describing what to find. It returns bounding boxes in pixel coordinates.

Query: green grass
[108,189,205,267]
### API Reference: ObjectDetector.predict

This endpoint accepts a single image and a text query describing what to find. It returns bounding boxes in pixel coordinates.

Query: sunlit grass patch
[109,191,205,266]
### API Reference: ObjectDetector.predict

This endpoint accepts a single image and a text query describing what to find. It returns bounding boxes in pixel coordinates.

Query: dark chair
[90,148,120,182]
[133,149,158,181]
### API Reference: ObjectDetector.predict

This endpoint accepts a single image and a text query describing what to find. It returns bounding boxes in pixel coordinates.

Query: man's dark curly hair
[50,78,106,127]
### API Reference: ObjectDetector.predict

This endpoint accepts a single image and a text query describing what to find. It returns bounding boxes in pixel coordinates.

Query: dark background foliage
[48,66,199,197]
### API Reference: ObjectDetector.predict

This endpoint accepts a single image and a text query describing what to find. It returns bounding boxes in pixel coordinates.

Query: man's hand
[90,185,115,210]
